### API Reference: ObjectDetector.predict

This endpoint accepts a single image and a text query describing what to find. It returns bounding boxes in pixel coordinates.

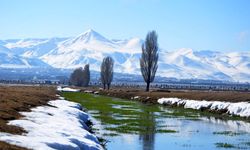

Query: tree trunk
[107,84,110,90]
[146,81,150,92]
[103,84,106,90]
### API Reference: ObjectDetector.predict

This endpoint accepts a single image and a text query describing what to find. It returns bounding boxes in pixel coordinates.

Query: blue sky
[0,0,249,52]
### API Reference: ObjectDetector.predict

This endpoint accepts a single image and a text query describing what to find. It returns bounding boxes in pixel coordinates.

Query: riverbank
[158,98,250,118]
[73,86,250,119]
[0,85,56,149]
[0,85,103,150]
[0,97,102,149]
[76,86,250,103]
[62,91,250,150]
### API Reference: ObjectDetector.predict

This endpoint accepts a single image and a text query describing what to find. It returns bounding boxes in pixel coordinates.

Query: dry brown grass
[0,85,56,150]
[79,86,250,104]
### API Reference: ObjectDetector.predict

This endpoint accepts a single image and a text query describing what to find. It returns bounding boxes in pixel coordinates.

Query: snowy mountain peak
[72,29,111,44]
[52,29,129,54]
[81,29,99,38]
[84,28,97,34]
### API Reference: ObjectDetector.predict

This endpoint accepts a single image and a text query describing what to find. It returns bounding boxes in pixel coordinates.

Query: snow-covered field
[0,97,103,150]
[158,98,250,118]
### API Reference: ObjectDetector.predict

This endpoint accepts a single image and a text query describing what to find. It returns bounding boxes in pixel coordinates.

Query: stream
[63,92,250,150]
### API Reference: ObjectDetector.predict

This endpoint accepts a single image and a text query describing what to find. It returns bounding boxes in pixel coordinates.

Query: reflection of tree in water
[139,110,156,150]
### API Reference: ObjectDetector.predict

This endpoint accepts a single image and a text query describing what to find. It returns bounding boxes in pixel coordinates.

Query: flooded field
[63,92,250,150]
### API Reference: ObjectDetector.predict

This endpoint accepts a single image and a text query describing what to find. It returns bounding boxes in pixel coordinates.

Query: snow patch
[132,96,140,100]
[84,90,93,93]
[184,100,212,110]
[158,98,250,117]
[0,99,103,150]
[94,91,99,94]
[57,86,80,92]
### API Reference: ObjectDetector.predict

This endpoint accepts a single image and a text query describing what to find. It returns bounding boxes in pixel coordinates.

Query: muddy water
[63,92,250,150]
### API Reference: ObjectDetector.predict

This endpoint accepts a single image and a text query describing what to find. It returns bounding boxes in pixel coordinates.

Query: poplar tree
[140,31,159,91]
[100,56,114,90]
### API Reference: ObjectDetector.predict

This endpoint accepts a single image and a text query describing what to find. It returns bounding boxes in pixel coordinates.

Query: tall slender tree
[140,31,159,92]
[100,56,114,90]
[83,64,90,87]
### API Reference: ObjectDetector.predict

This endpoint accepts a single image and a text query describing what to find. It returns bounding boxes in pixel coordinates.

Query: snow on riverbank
[158,98,250,118]
[57,86,80,92]
[0,97,103,150]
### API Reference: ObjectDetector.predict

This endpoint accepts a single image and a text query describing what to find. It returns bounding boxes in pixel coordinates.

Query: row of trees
[69,30,158,91]
[69,64,90,87]
[69,57,114,89]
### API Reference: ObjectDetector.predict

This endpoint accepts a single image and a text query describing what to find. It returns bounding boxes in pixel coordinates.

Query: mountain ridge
[0,29,249,82]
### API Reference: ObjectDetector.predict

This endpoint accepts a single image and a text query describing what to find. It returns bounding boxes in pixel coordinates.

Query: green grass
[102,133,119,137]
[62,92,248,139]
[213,131,245,136]
[156,129,178,133]
[215,143,235,148]
[62,92,181,135]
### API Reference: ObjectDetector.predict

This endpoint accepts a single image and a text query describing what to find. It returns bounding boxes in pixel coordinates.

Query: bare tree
[82,64,90,87]
[140,31,159,92]
[69,64,90,87]
[100,56,114,90]
[69,67,84,86]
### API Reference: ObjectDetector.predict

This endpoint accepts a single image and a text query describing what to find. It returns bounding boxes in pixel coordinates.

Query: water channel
[63,92,250,150]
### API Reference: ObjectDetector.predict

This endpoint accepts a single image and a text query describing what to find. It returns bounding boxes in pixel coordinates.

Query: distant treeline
[0,79,249,92]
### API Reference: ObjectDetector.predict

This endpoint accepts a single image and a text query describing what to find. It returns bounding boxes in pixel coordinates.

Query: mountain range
[0,29,249,82]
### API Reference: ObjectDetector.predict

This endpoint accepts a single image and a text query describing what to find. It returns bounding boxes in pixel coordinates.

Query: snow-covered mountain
[41,29,142,72]
[0,29,249,82]
[0,45,51,68]
[158,49,250,82]
[4,38,67,57]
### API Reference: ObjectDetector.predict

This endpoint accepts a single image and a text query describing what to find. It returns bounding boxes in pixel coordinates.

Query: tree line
[69,64,90,87]
[69,30,158,91]
[69,57,114,90]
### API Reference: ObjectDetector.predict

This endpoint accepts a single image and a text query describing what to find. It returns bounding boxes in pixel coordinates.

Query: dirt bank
[78,86,250,104]
[0,85,56,150]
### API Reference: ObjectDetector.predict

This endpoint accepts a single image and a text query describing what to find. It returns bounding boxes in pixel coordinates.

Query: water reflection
[139,111,155,150]
[201,117,250,133]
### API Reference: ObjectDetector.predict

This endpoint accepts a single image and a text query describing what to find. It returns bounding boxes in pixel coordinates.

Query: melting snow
[57,86,80,92]
[158,98,250,117]
[0,98,103,150]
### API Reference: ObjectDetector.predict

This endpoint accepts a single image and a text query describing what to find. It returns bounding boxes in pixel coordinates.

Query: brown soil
[79,86,250,104]
[0,85,56,150]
